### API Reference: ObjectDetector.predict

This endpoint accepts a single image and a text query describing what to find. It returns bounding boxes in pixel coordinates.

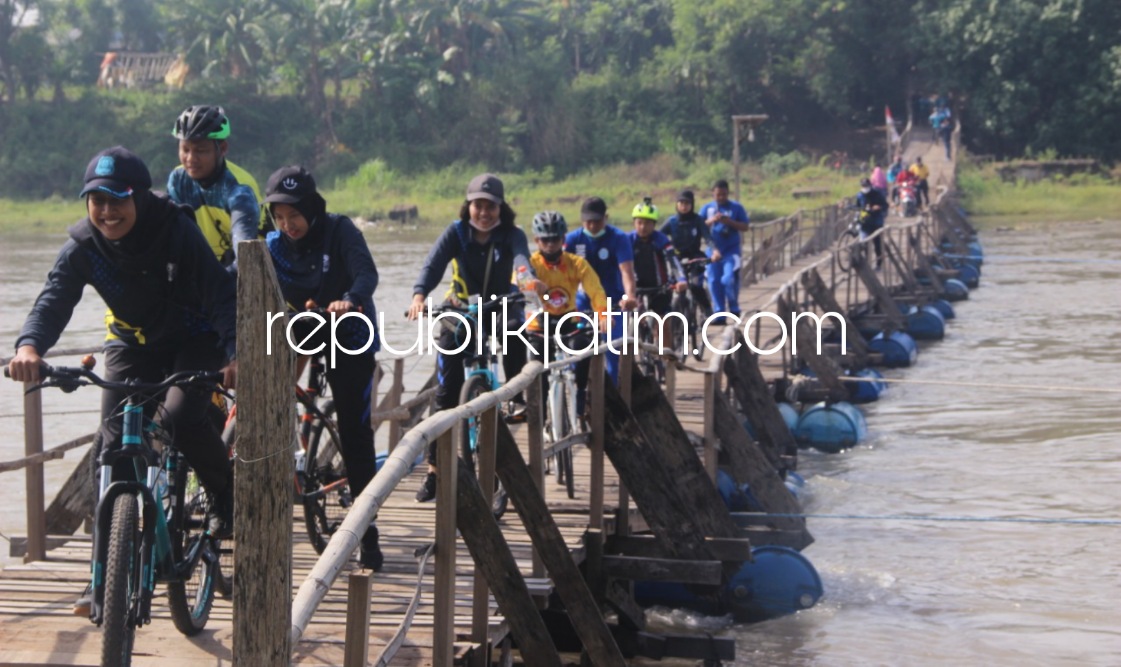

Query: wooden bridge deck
[0,137,957,665]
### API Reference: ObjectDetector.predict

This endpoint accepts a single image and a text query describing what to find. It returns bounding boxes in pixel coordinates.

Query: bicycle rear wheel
[836,229,859,272]
[689,295,706,362]
[303,399,350,554]
[459,374,507,519]
[101,493,139,667]
[166,456,217,635]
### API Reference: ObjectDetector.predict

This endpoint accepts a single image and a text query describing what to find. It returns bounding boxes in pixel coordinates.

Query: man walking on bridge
[698,180,749,322]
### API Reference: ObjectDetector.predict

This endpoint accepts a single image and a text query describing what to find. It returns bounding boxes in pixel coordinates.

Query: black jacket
[413,218,530,302]
[16,193,237,359]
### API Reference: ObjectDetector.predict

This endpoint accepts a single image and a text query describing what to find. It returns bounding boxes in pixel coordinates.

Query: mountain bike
[672,257,713,362]
[433,294,526,520]
[529,315,594,500]
[8,358,226,666]
[836,207,868,272]
[634,286,674,384]
[220,350,348,558]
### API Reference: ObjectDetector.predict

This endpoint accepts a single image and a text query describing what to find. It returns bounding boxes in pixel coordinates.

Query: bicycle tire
[459,374,507,520]
[547,374,567,487]
[101,493,139,667]
[215,421,237,597]
[690,296,706,362]
[836,228,859,272]
[303,399,350,554]
[561,374,578,499]
[166,456,217,635]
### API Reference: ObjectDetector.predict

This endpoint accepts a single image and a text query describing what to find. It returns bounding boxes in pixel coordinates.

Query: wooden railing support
[343,572,372,667]
[22,385,45,563]
[433,429,458,667]
[233,241,295,666]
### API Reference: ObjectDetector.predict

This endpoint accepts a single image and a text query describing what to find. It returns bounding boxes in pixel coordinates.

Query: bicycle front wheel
[101,493,139,667]
[304,400,350,554]
[166,457,217,635]
[459,374,507,519]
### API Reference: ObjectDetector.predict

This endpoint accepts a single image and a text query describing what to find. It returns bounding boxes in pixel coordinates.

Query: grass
[958,160,1121,228]
[5,152,1116,235]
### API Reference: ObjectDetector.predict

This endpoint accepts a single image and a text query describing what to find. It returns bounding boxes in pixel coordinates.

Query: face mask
[583,226,606,239]
[861,187,872,194]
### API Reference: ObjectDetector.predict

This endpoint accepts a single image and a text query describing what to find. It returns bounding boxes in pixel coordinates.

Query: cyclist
[263,165,383,570]
[406,173,532,503]
[856,177,889,269]
[7,147,238,608]
[909,156,930,209]
[168,105,267,270]
[698,180,750,323]
[660,189,715,316]
[526,211,608,421]
[628,198,688,352]
[564,197,638,385]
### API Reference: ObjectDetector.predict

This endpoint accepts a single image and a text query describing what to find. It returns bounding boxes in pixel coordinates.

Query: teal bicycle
[10,357,226,666]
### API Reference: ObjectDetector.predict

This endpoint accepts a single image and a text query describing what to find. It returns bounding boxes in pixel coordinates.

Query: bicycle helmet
[532,210,567,238]
[631,197,658,221]
[173,105,231,141]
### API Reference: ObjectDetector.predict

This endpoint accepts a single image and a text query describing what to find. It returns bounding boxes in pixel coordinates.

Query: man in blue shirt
[697,180,750,321]
[564,197,637,384]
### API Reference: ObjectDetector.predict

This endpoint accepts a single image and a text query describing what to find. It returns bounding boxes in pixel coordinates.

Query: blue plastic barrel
[784,471,806,499]
[715,469,760,512]
[845,367,887,403]
[956,262,980,288]
[869,330,918,367]
[942,277,969,301]
[966,240,984,266]
[794,400,868,452]
[906,304,946,340]
[633,546,824,622]
[929,298,955,320]
[743,402,799,440]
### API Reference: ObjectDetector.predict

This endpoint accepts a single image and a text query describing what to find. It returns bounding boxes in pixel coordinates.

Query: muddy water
[2,221,1119,665]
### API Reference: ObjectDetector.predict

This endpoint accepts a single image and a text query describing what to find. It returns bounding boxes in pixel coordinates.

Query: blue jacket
[168,160,264,269]
[697,199,749,256]
[564,225,633,300]
[267,214,380,353]
[413,218,530,303]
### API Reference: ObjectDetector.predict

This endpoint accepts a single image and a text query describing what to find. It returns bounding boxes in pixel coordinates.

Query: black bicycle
[672,256,713,362]
[9,358,226,666]
[836,207,868,272]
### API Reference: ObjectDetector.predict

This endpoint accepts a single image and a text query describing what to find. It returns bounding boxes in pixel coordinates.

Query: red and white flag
[885,105,901,144]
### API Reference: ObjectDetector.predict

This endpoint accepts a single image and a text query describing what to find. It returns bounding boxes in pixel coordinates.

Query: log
[494,420,626,667]
[801,268,869,367]
[777,295,847,402]
[455,460,565,667]
[712,391,813,550]
[233,241,294,666]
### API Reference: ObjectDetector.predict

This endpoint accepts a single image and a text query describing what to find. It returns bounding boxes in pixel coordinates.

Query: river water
[2,220,1119,664]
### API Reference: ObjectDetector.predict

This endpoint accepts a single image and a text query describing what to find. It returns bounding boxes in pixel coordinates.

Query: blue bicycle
[10,358,226,666]
[433,294,526,519]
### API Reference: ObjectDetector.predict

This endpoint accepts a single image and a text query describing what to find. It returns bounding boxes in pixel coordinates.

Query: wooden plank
[801,268,869,366]
[43,439,95,536]
[604,580,646,632]
[602,555,722,585]
[433,430,457,666]
[853,252,906,331]
[343,573,371,667]
[777,295,848,402]
[494,420,626,667]
[233,240,295,666]
[727,345,798,463]
[22,383,46,562]
[605,534,754,562]
[454,460,564,667]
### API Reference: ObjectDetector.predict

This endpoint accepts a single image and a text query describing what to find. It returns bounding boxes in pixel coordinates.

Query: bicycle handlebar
[8,363,227,397]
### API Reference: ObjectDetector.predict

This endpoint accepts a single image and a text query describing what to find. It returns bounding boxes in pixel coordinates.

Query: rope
[836,374,1121,395]
[759,512,1121,527]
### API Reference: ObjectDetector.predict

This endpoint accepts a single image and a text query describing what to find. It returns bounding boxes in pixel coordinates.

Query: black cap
[580,196,607,221]
[79,146,152,198]
[264,165,318,204]
[677,189,695,203]
[466,173,504,204]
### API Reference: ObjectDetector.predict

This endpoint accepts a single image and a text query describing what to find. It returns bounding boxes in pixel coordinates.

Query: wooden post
[728,345,799,463]
[233,241,294,666]
[22,385,45,563]
[343,573,371,667]
[369,362,382,439]
[525,375,545,581]
[455,460,565,667]
[617,353,633,535]
[387,358,405,452]
[702,372,717,482]
[433,429,457,667]
[493,422,626,666]
[472,405,499,665]
[777,295,848,402]
[664,355,677,410]
[588,355,606,533]
[801,268,869,367]
[853,252,906,331]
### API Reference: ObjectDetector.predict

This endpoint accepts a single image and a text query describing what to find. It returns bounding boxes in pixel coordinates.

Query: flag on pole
[885,105,901,145]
